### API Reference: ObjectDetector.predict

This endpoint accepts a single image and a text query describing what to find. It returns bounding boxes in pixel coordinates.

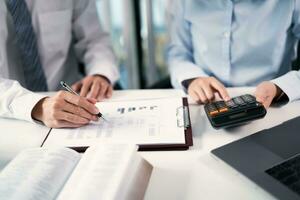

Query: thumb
[255,95,265,104]
[254,87,265,103]
[255,93,272,109]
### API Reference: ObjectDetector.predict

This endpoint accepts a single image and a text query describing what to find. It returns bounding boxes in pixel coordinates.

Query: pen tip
[102,117,108,122]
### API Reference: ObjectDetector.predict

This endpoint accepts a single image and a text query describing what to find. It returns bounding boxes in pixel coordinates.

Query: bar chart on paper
[43,98,186,147]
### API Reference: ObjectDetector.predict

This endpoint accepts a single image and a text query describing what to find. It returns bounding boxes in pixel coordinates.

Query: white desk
[0,118,49,170]
[1,88,300,200]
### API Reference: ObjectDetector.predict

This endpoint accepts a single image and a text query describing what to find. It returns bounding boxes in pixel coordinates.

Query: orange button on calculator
[206,104,219,116]
[207,101,229,116]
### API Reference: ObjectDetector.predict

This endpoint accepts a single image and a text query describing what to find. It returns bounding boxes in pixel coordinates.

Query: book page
[44,98,186,147]
[57,144,152,200]
[0,148,80,200]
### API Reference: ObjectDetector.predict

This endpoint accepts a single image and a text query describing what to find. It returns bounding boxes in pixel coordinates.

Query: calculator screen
[229,112,247,119]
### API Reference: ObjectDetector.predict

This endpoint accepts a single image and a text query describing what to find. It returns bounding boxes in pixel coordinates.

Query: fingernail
[93,107,99,113]
[87,98,97,104]
[225,96,231,101]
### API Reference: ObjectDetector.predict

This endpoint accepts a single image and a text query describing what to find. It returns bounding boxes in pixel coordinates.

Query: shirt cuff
[181,78,196,93]
[10,92,47,123]
[86,61,120,85]
[169,61,208,89]
[271,71,300,102]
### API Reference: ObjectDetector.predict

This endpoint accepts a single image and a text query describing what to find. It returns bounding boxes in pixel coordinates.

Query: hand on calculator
[188,77,283,109]
[254,81,283,109]
[204,94,267,128]
[188,77,231,104]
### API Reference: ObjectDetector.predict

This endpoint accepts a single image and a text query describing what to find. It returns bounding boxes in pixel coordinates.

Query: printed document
[44,98,186,147]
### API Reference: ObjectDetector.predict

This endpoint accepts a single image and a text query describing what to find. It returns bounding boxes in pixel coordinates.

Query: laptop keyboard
[266,154,300,195]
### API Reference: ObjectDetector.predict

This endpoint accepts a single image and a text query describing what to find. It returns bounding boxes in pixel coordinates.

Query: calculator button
[225,100,238,108]
[206,104,219,116]
[209,110,219,116]
[215,101,226,109]
[215,101,229,113]
[233,97,246,106]
[206,103,217,110]
[241,94,256,103]
[219,107,229,113]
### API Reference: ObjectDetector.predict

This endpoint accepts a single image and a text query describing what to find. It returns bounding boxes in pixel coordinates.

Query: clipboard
[41,98,193,152]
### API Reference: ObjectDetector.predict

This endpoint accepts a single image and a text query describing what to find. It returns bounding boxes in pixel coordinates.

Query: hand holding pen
[31,82,105,128]
[60,81,107,121]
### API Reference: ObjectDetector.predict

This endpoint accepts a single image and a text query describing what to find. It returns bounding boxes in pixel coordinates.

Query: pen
[60,81,107,122]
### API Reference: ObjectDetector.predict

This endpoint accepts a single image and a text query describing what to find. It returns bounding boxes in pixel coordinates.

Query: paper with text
[44,98,186,147]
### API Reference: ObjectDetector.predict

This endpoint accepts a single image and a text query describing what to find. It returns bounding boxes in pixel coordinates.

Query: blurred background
[96,0,171,89]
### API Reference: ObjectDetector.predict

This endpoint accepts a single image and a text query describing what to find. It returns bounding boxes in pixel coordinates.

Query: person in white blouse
[0,0,119,128]
[168,0,300,108]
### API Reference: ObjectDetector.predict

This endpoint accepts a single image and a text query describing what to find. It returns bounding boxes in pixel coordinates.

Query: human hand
[188,77,230,104]
[31,91,100,128]
[255,81,281,109]
[72,75,113,101]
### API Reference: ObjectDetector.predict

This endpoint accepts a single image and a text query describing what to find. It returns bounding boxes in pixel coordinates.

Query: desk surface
[1,88,300,199]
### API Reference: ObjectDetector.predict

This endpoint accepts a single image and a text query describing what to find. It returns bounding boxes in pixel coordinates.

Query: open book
[0,144,152,200]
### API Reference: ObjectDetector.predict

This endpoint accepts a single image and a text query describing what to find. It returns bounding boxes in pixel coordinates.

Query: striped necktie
[6,0,48,91]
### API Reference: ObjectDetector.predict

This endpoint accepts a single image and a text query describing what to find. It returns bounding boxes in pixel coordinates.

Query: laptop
[212,116,300,200]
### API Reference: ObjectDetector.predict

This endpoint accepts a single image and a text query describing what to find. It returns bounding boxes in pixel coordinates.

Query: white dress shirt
[168,0,300,102]
[0,0,119,122]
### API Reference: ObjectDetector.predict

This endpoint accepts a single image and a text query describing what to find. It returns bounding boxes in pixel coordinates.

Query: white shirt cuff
[169,61,208,89]
[10,93,47,123]
[86,61,120,85]
[271,71,300,102]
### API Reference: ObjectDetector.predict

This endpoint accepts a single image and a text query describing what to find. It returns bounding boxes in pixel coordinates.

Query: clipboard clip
[176,106,191,129]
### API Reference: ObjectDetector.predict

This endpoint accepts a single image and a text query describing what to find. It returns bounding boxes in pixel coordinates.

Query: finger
[97,83,109,101]
[88,81,100,99]
[255,92,272,109]
[255,95,265,104]
[80,80,93,97]
[257,96,271,109]
[254,88,265,103]
[210,80,230,101]
[53,120,86,128]
[194,85,208,104]
[189,90,201,104]
[263,99,272,109]
[62,101,98,121]
[106,86,113,98]
[56,110,90,125]
[63,92,99,115]
[71,81,82,93]
[87,98,97,104]
[201,83,215,102]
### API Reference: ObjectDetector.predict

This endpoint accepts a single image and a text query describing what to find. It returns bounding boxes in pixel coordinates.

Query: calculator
[204,94,267,129]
